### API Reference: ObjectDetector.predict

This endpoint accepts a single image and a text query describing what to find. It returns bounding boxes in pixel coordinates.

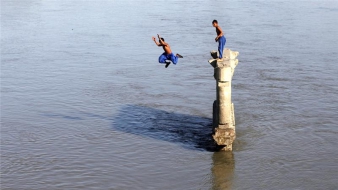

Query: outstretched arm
[157,34,168,46]
[153,35,168,46]
[152,36,161,46]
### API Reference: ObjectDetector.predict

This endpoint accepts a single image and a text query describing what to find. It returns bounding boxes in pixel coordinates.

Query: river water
[1,0,338,189]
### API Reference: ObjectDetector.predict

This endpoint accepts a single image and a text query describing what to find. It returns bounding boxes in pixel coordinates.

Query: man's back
[216,26,222,36]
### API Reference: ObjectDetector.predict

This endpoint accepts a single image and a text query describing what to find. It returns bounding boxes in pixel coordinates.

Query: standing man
[212,20,226,61]
[152,34,183,68]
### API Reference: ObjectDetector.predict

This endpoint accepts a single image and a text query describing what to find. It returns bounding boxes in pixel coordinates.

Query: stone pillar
[209,48,239,151]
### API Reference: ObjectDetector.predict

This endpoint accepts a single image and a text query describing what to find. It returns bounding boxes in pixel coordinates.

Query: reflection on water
[211,152,235,190]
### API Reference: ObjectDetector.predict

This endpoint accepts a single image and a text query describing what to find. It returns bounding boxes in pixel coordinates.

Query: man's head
[212,20,218,27]
[160,38,165,42]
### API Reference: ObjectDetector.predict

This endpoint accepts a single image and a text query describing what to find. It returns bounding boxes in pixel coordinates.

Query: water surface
[1,0,338,189]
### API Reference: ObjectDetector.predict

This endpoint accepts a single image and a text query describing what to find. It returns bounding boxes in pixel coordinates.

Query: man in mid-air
[152,34,183,68]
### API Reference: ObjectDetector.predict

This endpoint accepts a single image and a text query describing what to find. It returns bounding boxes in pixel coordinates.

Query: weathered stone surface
[217,83,231,105]
[215,67,232,82]
[210,49,239,61]
[213,128,236,145]
[219,104,231,125]
[210,51,218,59]
[210,59,236,68]
[221,144,233,151]
[225,49,239,60]
[231,103,235,126]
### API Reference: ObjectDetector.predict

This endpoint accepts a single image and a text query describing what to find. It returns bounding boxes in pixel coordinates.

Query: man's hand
[215,37,218,42]
[157,34,160,39]
[152,36,156,41]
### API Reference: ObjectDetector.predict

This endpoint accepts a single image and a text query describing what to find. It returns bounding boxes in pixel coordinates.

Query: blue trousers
[158,52,178,64]
[218,36,226,59]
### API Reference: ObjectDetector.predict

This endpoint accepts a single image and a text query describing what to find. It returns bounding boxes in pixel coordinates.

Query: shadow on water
[113,104,224,152]
[41,104,226,151]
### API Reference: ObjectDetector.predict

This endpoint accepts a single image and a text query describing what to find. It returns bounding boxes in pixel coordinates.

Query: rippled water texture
[1,0,338,189]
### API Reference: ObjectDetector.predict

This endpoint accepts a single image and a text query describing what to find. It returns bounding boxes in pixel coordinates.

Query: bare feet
[217,58,224,61]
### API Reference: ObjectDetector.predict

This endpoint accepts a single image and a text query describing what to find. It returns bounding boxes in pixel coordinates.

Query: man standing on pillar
[212,20,226,61]
[152,34,183,68]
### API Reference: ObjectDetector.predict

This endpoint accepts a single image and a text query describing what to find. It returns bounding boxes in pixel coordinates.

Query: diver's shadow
[112,104,220,151]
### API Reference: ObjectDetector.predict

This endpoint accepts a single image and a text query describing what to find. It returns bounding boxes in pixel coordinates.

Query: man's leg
[158,53,168,64]
[170,53,178,65]
[176,54,183,58]
[218,36,226,59]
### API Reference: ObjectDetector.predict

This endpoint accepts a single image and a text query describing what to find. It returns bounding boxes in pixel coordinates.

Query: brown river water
[1,0,338,189]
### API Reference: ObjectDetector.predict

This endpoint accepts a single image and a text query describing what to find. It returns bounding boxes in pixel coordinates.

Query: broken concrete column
[209,48,239,151]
